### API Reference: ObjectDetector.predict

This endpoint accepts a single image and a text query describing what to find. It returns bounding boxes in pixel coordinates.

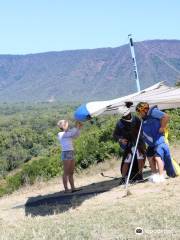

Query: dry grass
[0,148,180,240]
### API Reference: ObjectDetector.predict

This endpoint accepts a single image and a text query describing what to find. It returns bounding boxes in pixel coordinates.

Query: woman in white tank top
[57,119,83,193]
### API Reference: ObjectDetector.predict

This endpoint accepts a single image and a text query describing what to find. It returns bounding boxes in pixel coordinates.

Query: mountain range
[0,39,180,102]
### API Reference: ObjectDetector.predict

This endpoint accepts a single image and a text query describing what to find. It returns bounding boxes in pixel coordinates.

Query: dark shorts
[146,146,156,158]
[61,151,74,161]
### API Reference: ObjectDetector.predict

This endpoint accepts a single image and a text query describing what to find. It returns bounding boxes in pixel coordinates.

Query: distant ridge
[0,39,180,102]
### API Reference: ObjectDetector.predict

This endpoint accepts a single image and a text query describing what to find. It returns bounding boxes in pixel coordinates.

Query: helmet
[136,102,149,113]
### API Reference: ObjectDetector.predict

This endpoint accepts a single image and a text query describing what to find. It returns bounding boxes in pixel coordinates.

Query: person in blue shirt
[136,102,176,183]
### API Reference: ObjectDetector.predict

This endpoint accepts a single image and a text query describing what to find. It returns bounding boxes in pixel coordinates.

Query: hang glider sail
[74,82,180,121]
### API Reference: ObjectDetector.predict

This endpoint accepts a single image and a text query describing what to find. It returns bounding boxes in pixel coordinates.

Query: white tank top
[57,127,80,151]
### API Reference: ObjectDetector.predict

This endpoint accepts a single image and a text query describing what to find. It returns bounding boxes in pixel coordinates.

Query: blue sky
[0,0,179,54]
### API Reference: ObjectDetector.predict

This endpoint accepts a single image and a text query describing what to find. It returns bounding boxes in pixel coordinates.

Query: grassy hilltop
[0,103,179,239]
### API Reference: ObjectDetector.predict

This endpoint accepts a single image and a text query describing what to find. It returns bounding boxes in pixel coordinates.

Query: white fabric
[124,149,144,163]
[57,128,80,151]
[85,82,180,117]
[124,154,132,163]
[122,107,131,116]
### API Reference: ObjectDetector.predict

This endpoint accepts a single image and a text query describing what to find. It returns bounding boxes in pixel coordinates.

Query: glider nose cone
[74,104,91,121]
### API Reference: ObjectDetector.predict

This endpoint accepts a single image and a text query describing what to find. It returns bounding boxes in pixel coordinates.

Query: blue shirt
[142,106,165,147]
[150,108,165,119]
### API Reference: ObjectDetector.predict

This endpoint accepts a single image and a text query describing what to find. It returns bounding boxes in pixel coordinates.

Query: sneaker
[119,177,126,185]
[71,188,83,193]
[148,174,158,182]
[135,173,144,182]
[149,174,165,183]
[158,174,166,182]
[153,174,166,183]
[64,190,70,194]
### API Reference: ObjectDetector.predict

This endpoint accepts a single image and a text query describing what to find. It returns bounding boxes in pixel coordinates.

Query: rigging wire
[140,41,180,76]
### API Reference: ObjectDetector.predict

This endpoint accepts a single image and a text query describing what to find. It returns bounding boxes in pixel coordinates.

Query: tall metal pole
[125,35,141,194]
[128,34,141,92]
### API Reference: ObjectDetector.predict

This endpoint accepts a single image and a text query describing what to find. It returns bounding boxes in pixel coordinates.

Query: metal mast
[128,34,141,92]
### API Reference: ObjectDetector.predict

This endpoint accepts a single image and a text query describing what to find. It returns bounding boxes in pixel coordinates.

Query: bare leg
[62,161,69,191]
[148,156,157,173]
[68,160,75,191]
[121,163,129,177]
[138,159,145,175]
[154,156,164,175]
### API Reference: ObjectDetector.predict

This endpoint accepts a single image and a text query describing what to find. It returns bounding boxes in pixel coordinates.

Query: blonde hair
[136,102,149,113]
[57,120,68,129]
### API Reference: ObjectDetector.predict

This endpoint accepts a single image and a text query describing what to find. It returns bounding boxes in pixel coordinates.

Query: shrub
[75,118,121,169]
[6,173,22,192]
[167,109,180,142]
[21,155,62,185]
[1,155,62,195]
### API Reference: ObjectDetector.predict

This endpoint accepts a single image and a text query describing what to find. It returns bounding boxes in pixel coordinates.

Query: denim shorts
[61,151,74,160]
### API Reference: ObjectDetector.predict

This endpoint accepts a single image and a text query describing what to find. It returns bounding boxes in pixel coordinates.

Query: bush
[167,109,180,142]
[21,155,62,185]
[0,187,8,197]
[6,173,22,192]
[1,155,62,195]
[75,118,121,169]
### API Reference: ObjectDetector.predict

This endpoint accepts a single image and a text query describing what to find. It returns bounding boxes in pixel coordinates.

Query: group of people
[57,102,176,193]
[114,102,176,184]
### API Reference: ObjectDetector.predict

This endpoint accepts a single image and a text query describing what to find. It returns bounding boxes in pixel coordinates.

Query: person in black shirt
[113,108,146,182]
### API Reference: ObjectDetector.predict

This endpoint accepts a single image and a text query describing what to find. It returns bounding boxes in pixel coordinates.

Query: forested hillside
[0,103,75,175]
[0,40,180,102]
[0,103,119,196]
[0,103,179,197]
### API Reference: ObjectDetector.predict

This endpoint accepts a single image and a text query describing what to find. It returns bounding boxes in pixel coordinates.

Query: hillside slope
[0,40,180,102]
[0,145,180,240]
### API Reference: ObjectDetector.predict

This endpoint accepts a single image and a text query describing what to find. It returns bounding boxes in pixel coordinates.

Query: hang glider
[74,82,180,121]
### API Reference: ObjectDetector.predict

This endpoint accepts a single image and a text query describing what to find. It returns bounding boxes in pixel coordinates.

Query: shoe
[71,188,83,193]
[148,174,158,182]
[64,190,70,194]
[158,174,166,182]
[153,174,165,183]
[119,177,126,185]
[149,174,165,183]
[135,173,144,181]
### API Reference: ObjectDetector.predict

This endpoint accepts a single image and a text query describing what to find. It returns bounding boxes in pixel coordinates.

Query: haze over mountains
[0,40,180,102]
